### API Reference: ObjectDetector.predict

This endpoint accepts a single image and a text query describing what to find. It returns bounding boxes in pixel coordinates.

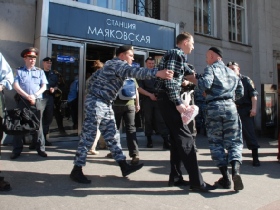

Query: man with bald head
[187,47,244,191]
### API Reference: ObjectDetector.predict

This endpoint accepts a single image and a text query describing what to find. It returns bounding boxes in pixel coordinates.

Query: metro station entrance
[47,41,154,139]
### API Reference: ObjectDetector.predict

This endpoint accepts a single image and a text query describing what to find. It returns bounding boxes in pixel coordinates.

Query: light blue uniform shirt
[14,66,48,99]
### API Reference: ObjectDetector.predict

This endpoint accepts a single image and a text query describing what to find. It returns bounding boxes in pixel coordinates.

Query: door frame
[133,50,148,65]
[48,39,85,134]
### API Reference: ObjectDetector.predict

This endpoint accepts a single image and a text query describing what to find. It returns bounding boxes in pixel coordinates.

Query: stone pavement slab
[0,134,279,210]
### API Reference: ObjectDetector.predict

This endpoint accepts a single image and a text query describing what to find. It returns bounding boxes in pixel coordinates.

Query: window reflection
[194,0,215,36]
[228,0,246,43]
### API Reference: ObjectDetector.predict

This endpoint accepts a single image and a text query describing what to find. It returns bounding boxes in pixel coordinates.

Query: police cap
[43,57,52,62]
[21,47,39,58]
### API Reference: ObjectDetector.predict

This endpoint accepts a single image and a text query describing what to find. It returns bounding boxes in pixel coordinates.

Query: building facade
[0,0,279,138]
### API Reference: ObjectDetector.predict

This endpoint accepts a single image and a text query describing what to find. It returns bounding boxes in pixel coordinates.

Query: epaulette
[16,66,24,69]
[35,67,43,70]
[53,70,62,75]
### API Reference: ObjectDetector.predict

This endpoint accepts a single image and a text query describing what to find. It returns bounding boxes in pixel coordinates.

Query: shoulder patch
[247,77,255,88]
[54,70,61,75]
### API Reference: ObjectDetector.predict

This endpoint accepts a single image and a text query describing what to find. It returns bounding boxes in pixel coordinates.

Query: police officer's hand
[250,109,256,117]
[135,105,140,113]
[0,84,3,92]
[29,99,36,105]
[185,73,197,85]
[202,91,207,97]
[156,69,173,79]
[28,95,36,105]
[28,94,36,100]
[182,80,190,87]
[149,93,157,101]
[50,87,55,93]
[176,104,187,114]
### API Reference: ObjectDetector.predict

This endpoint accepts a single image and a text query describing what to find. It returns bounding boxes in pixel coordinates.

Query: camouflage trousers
[74,96,126,166]
[205,100,243,167]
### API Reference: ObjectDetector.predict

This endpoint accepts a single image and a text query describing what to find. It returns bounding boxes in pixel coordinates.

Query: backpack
[118,78,136,100]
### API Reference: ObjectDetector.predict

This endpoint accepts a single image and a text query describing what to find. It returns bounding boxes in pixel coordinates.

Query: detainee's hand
[176,104,187,114]
[156,69,173,79]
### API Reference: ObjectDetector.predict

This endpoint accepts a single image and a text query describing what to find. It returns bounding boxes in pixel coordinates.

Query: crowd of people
[0,31,279,192]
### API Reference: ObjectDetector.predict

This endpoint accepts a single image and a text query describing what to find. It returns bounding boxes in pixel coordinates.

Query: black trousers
[112,105,139,157]
[142,97,169,137]
[237,106,260,150]
[42,94,54,134]
[157,92,203,186]
[68,98,78,127]
[12,98,46,154]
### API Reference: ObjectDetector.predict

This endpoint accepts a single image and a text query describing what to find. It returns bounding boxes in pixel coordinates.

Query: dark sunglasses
[226,61,239,67]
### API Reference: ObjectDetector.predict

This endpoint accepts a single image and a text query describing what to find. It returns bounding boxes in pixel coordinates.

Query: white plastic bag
[181,90,199,125]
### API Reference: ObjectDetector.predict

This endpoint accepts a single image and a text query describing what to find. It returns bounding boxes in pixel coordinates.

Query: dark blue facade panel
[49,3,175,50]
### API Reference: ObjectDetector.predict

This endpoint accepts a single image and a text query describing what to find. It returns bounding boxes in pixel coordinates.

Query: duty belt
[236,104,251,108]
[206,97,232,104]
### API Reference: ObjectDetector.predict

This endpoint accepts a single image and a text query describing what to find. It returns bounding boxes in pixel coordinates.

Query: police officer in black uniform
[137,57,170,149]
[227,61,260,166]
[42,57,59,146]
[53,77,65,134]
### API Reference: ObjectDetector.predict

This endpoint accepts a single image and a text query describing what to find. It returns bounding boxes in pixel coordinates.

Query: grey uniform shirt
[87,57,158,104]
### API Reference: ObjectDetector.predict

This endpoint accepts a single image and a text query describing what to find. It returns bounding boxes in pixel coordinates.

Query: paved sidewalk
[0,134,279,210]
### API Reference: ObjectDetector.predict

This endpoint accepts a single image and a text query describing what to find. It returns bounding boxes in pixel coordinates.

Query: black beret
[116,45,133,56]
[43,57,52,62]
[209,47,223,58]
[21,47,38,58]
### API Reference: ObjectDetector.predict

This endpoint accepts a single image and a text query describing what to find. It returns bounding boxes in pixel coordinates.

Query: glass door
[133,50,147,68]
[47,40,85,138]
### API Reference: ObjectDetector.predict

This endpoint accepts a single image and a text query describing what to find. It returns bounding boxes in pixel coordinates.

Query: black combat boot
[162,135,171,150]
[215,166,231,189]
[118,160,144,177]
[252,149,260,167]
[146,136,153,148]
[231,160,244,191]
[70,165,91,184]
